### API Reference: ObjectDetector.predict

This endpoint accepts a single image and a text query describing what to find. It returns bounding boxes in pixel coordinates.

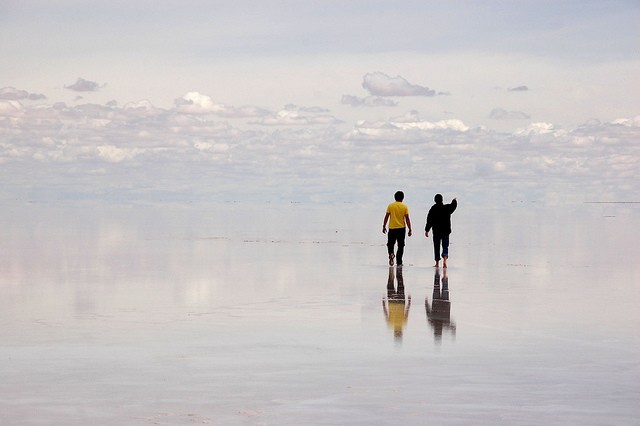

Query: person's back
[387,201,408,229]
[425,194,457,268]
[426,197,457,236]
[382,191,412,266]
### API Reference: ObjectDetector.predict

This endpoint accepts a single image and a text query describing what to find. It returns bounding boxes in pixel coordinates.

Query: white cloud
[97,145,144,163]
[611,116,640,127]
[0,87,29,100]
[1,89,639,205]
[341,95,397,107]
[65,78,102,92]
[0,87,46,101]
[0,1,637,205]
[194,141,229,153]
[283,104,330,114]
[254,108,343,126]
[174,92,216,111]
[346,111,471,139]
[175,92,269,118]
[490,108,531,120]
[388,110,423,123]
[514,122,557,136]
[399,118,470,132]
[0,100,24,116]
[123,100,157,112]
[362,72,436,97]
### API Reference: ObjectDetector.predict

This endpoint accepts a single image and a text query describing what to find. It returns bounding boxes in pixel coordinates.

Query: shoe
[388,253,395,266]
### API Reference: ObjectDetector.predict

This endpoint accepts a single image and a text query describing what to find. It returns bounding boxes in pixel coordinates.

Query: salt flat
[1,201,638,425]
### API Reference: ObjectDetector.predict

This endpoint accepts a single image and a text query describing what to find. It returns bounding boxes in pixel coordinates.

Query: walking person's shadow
[425,268,456,343]
[383,267,411,345]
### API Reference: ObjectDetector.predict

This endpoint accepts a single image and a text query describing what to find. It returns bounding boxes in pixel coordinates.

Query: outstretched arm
[449,198,458,213]
[425,297,432,315]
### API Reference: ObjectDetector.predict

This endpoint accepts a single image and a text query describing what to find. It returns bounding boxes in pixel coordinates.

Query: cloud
[388,110,423,123]
[362,72,436,97]
[0,100,24,116]
[610,116,640,127]
[175,92,269,118]
[345,110,471,140]
[97,145,144,163]
[514,122,556,136]
[254,108,343,126]
[174,92,215,111]
[341,95,398,107]
[490,108,531,120]
[283,104,330,114]
[0,87,46,101]
[389,111,470,132]
[65,78,102,92]
[1,93,639,205]
[123,100,160,115]
[508,86,529,92]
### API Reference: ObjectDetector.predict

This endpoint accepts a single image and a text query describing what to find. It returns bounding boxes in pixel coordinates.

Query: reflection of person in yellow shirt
[383,266,411,344]
[382,191,412,266]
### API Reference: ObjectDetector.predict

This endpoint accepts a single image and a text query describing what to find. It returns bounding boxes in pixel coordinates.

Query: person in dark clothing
[425,194,457,268]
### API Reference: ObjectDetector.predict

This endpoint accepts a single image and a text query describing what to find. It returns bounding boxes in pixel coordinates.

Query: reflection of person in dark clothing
[383,266,411,344]
[425,194,457,268]
[425,269,456,343]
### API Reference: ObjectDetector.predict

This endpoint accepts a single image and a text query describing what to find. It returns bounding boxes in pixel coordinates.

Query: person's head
[434,194,443,204]
[394,191,404,201]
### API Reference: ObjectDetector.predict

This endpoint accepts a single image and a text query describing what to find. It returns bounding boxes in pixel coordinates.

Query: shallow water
[1,202,638,425]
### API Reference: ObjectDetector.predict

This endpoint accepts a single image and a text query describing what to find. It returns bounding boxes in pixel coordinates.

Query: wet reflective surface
[1,202,639,425]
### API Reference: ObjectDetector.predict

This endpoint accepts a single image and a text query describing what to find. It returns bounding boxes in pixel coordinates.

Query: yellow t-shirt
[387,301,408,333]
[387,201,409,229]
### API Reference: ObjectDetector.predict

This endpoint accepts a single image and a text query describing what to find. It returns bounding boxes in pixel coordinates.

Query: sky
[1,0,639,206]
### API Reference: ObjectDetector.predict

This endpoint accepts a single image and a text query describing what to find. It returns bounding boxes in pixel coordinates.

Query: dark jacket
[425,199,457,235]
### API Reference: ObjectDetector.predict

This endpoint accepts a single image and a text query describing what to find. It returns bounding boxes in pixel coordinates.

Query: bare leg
[389,253,395,266]
[434,261,439,268]
[443,256,447,268]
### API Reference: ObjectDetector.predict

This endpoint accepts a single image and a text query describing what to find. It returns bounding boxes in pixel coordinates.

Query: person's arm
[382,212,390,234]
[425,297,432,315]
[405,295,412,319]
[405,214,412,236]
[449,198,457,213]
[425,210,432,237]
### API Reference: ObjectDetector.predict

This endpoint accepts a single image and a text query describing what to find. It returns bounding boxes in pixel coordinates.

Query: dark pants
[433,233,450,261]
[387,227,406,265]
[387,265,405,298]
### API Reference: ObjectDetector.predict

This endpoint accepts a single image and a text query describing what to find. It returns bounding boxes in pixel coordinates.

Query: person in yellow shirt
[382,191,412,266]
